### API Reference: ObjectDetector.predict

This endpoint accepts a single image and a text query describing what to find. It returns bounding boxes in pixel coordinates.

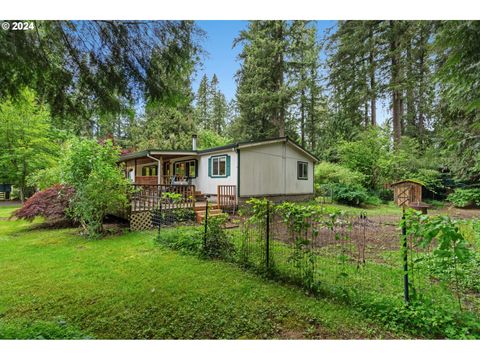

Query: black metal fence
[235,203,479,316]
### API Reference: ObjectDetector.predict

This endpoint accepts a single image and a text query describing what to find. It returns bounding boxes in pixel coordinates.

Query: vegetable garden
[156,199,480,338]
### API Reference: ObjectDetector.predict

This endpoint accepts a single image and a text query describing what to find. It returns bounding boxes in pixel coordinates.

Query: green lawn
[0,205,19,218]
[0,214,401,339]
[311,200,404,216]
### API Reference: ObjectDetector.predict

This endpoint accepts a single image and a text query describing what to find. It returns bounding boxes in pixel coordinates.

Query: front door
[163,161,171,176]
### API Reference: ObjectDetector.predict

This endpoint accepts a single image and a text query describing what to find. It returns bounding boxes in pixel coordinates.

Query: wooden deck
[129,183,238,226]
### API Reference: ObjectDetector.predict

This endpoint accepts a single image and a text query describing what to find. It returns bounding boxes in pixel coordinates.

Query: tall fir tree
[209,74,228,133]
[234,21,292,140]
[195,74,210,129]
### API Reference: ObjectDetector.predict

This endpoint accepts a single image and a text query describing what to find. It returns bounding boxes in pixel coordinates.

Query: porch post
[158,156,163,185]
[134,158,137,184]
[157,156,163,185]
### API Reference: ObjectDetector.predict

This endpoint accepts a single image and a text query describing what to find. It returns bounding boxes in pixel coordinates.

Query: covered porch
[120,150,198,186]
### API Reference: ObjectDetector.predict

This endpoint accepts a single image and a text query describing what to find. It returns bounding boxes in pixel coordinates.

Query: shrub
[27,166,61,191]
[447,188,480,208]
[155,214,235,260]
[61,138,133,238]
[336,128,390,189]
[404,210,479,298]
[314,161,365,189]
[13,185,75,224]
[152,192,195,225]
[331,183,369,206]
[377,188,393,202]
[155,226,203,254]
[202,213,235,259]
[365,194,381,206]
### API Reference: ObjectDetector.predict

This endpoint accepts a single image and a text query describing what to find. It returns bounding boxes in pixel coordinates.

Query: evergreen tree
[0,21,203,138]
[234,21,292,140]
[209,74,228,133]
[289,21,323,150]
[435,20,480,182]
[326,21,436,150]
[195,74,210,129]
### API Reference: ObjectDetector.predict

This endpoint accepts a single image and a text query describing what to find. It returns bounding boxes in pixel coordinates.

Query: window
[175,162,186,177]
[141,165,157,176]
[174,160,197,178]
[210,155,228,177]
[297,161,308,180]
[187,160,196,177]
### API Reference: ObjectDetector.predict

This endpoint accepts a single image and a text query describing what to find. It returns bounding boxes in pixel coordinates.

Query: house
[119,136,318,229]
[119,136,318,204]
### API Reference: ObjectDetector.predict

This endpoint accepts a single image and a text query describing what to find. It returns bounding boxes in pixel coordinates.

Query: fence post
[265,200,270,271]
[204,198,209,250]
[402,208,410,303]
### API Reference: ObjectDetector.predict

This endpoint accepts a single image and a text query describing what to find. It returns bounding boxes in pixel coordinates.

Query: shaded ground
[0,200,21,207]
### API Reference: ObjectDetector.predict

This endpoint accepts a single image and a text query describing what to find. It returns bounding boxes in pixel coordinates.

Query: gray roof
[119,136,319,162]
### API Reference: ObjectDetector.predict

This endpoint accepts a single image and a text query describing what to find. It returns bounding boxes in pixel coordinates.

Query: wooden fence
[131,184,196,212]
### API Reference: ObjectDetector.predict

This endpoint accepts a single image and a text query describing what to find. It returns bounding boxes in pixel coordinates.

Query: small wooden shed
[390,180,423,207]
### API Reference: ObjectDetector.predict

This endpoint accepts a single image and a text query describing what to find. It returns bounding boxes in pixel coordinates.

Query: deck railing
[131,184,196,212]
[217,185,237,214]
[134,175,190,186]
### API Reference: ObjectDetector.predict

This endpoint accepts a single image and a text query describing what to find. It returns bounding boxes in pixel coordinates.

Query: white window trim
[297,161,308,180]
[211,155,227,177]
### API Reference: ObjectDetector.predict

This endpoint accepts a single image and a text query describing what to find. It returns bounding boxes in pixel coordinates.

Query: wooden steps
[195,191,207,202]
[194,206,223,224]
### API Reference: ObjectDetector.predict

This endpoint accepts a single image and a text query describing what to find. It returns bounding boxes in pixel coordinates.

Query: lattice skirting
[130,211,153,231]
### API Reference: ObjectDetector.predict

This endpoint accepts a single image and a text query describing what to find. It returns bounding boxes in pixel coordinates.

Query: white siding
[239,142,314,197]
[195,149,238,195]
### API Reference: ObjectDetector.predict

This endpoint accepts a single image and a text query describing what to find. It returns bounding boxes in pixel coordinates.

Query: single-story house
[119,136,318,204]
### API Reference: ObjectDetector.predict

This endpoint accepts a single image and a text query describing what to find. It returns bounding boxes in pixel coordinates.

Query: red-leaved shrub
[13,184,75,223]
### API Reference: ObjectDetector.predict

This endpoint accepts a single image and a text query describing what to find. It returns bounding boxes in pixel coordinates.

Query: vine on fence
[403,209,476,309]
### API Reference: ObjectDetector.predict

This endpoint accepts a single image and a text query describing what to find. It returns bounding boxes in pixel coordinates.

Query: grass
[0,205,19,218]
[155,222,480,338]
[311,199,403,216]
[0,214,401,339]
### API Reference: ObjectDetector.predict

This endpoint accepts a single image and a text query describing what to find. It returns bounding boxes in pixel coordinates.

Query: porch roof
[119,149,197,162]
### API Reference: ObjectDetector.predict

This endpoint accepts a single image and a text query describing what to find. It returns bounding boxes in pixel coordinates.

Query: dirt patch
[433,207,480,219]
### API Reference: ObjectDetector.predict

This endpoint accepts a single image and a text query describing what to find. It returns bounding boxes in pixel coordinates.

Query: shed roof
[390,179,425,187]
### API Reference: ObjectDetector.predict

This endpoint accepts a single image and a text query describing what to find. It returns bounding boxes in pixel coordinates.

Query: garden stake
[266,200,270,271]
[204,198,209,249]
[157,202,161,240]
[402,207,409,303]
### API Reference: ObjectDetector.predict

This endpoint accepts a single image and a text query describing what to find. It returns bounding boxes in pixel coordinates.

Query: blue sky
[192,20,337,102]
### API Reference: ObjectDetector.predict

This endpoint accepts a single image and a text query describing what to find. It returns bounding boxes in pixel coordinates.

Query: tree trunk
[20,160,27,203]
[309,67,316,151]
[417,30,426,149]
[390,21,402,149]
[301,89,305,146]
[405,37,416,138]
[276,22,286,137]
[369,27,376,126]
